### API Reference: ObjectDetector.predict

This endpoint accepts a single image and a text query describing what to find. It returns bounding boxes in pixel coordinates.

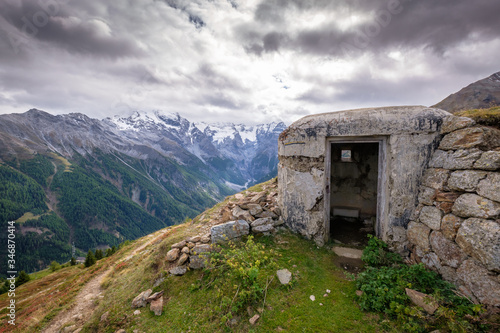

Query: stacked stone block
[407,116,500,307]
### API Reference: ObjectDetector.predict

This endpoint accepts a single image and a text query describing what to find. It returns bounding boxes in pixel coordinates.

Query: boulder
[456,218,500,271]
[421,168,450,190]
[150,297,163,316]
[457,260,500,307]
[247,203,264,216]
[440,214,463,240]
[452,194,500,219]
[440,116,475,134]
[418,186,436,205]
[447,170,488,192]
[166,248,180,262]
[171,240,187,249]
[429,231,466,268]
[405,288,439,314]
[191,244,212,254]
[252,224,275,234]
[276,269,292,285]
[211,220,250,244]
[189,255,206,270]
[132,289,152,308]
[419,206,443,230]
[477,173,500,203]
[474,150,500,170]
[407,222,431,253]
[169,266,187,276]
[178,253,189,266]
[439,127,500,151]
[442,149,482,170]
[231,206,254,221]
[251,217,273,228]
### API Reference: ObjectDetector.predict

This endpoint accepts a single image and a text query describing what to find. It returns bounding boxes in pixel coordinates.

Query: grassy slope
[455,106,500,129]
[0,181,395,333]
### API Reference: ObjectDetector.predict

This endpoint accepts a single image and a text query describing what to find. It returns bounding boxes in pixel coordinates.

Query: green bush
[49,261,61,272]
[361,234,402,267]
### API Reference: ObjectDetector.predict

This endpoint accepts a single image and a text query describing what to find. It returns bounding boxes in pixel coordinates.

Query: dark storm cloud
[0,0,144,58]
[241,0,500,58]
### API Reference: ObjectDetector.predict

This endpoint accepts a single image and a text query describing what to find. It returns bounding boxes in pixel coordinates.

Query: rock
[309,295,315,301]
[439,127,500,151]
[256,210,278,219]
[247,203,264,216]
[332,247,363,259]
[211,220,250,243]
[187,236,201,243]
[435,202,454,214]
[405,288,439,314]
[189,255,206,270]
[171,240,187,249]
[181,246,190,254]
[146,290,164,303]
[457,260,500,306]
[474,150,500,170]
[419,206,443,230]
[442,149,483,170]
[191,244,211,254]
[440,116,475,134]
[477,173,500,203]
[62,325,77,333]
[407,222,431,252]
[252,223,275,234]
[435,191,461,202]
[355,290,363,297]
[150,296,163,316]
[447,170,488,192]
[115,330,126,333]
[132,289,152,308]
[166,248,180,262]
[429,231,466,268]
[276,269,292,285]
[100,311,110,322]
[452,194,500,219]
[437,266,459,286]
[428,150,448,168]
[187,242,195,249]
[421,252,442,271]
[200,234,211,243]
[235,193,244,200]
[271,207,282,216]
[231,206,254,221]
[169,266,187,276]
[133,310,141,315]
[273,217,285,227]
[441,214,463,240]
[178,253,189,265]
[421,168,450,190]
[250,192,267,203]
[249,314,260,325]
[456,218,500,271]
[418,186,436,205]
[220,206,235,223]
[251,217,273,228]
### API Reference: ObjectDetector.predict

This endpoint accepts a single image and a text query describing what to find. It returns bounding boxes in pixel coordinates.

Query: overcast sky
[0,0,499,124]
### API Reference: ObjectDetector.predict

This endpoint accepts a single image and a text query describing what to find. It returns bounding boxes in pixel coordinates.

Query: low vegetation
[456,106,500,128]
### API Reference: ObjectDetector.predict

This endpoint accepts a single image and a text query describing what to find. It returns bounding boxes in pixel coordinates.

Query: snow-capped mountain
[105,110,286,187]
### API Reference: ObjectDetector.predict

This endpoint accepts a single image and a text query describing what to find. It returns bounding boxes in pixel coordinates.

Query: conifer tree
[70,257,76,266]
[16,271,31,287]
[95,249,103,260]
[84,250,96,267]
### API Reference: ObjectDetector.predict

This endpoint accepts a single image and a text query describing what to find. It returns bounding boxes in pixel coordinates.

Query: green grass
[15,212,42,223]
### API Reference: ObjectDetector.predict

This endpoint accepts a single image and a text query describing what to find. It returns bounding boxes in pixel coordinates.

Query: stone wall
[407,116,500,307]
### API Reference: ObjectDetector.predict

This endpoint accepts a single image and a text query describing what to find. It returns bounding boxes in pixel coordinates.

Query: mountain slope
[433,71,500,112]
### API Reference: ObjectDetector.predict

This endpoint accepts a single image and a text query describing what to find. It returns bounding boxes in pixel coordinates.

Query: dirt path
[41,267,112,333]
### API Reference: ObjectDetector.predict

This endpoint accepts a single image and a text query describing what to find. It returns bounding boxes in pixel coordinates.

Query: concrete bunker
[278,106,449,250]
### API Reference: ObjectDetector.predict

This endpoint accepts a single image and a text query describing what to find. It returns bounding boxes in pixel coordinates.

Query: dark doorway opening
[329,142,379,247]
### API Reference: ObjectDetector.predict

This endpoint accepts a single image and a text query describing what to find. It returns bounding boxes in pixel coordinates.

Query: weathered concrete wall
[407,116,500,307]
[278,106,449,248]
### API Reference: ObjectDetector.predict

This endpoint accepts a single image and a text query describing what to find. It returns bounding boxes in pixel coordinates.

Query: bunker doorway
[326,139,385,246]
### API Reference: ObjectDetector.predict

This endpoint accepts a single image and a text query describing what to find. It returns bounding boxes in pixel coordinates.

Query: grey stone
[169,266,187,276]
[150,297,163,316]
[171,240,186,249]
[132,289,152,308]
[247,204,263,216]
[421,252,442,271]
[437,265,459,285]
[189,255,206,270]
[251,217,273,228]
[442,149,483,170]
[452,194,500,218]
[474,150,500,170]
[231,206,254,221]
[191,244,212,254]
[146,291,164,303]
[418,186,436,205]
[177,253,189,266]
[419,206,443,230]
[439,127,500,151]
[211,220,250,243]
[332,247,363,259]
[407,222,431,253]
[421,168,450,190]
[440,116,475,134]
[200,234,211,243]
[441,214,463,240]
[477,173,500,203]
[186,236,201,243]
[428,150,448,168]
[457,260,500,306]
[447,170,488,192]
[166,248,180,262]
[276,269,292,285]
[181,246,190,254]
[429,231,466,268]
[250,192,267,203]
[256,210,279,219]
[252,224,275,234]
[456,218,500,271]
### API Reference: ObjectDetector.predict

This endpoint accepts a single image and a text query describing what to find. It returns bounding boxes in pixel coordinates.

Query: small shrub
[50,261,62,272]
[361,234,401,267]
[16,270,31,287]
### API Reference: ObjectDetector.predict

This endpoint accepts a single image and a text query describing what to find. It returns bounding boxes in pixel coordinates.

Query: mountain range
[0,109,285,273]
